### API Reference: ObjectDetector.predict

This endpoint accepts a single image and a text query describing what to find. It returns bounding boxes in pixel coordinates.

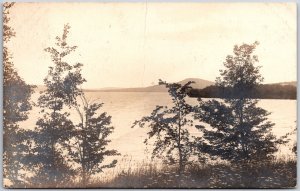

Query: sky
[7,2,296,89]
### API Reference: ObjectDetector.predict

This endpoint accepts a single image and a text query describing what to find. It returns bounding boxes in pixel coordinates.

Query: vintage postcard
[3,2,296,188]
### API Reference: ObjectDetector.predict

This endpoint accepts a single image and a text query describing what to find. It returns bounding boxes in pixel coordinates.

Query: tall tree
[3,3,34,187]
[132,79,195,177]
[30,24,119,187]
[194,42,278,162]
[31,24,85,187]
[67,94,119,186]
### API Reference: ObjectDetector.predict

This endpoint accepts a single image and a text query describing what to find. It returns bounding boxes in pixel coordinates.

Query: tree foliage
[38,24,85,110]
[194,42,278,162]
[132,79,196,175]
[68,95,120,186]
[3,2,34,187]
[28,24,119,187]
[30,24,85,186]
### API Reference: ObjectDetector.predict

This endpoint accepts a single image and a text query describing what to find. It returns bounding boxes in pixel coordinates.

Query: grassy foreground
[86,158,296,188]
[21,157,296,188]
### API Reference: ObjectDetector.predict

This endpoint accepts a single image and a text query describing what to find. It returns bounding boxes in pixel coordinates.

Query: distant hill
[34,85,47,92]
[33,80,297,96]
[268,81,297,87]
[90,78,214,92]
[34,78,214,93]
[177,78,214,89]
[84,87,120,92]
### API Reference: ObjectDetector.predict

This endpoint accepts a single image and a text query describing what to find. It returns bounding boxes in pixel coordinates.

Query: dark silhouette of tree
[67,94,120,186]
[189,84,296,100]
[3,3,34,187]
[29,24,119,187]
[31,24,85,187]
[194,42,278,162]
[132,79,195,177]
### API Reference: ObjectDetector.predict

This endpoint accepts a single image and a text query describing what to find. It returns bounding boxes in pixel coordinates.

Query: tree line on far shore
[188,83,296,100]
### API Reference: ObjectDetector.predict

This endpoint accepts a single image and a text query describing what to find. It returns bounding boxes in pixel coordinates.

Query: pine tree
[194,42,278,162]
[3,3,34,187]
[132,79,195,177]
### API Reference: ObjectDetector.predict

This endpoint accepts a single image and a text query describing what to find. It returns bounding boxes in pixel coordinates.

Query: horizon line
[31,79,297,90]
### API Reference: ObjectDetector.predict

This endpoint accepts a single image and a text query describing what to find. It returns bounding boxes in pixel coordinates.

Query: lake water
[20,92,297,170]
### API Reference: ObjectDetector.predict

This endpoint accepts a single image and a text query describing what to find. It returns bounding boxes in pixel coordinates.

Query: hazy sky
[8,3,296,89]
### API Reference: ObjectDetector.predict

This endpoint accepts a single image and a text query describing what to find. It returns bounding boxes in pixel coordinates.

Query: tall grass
[22,156,296,188]
[87,157,296,188]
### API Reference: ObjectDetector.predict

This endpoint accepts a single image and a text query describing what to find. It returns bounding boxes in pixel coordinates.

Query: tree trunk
[82,170,87,187]
[81,108,89,187]
[178,107,183,178]
[239,98,248,161]
[52,107,57,186]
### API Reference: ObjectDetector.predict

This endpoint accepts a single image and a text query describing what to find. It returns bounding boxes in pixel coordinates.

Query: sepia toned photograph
[3,2,297,188]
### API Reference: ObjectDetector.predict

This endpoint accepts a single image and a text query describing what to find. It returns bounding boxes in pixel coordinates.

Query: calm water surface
[21,92,297,172]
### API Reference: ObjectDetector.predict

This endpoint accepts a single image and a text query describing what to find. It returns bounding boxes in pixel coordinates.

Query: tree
[3,2,34,187]
[67,94,120,186]
[30,24,119,187]
[31,24,85,187]
[132,79,195,177]
[194,42,278,162]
